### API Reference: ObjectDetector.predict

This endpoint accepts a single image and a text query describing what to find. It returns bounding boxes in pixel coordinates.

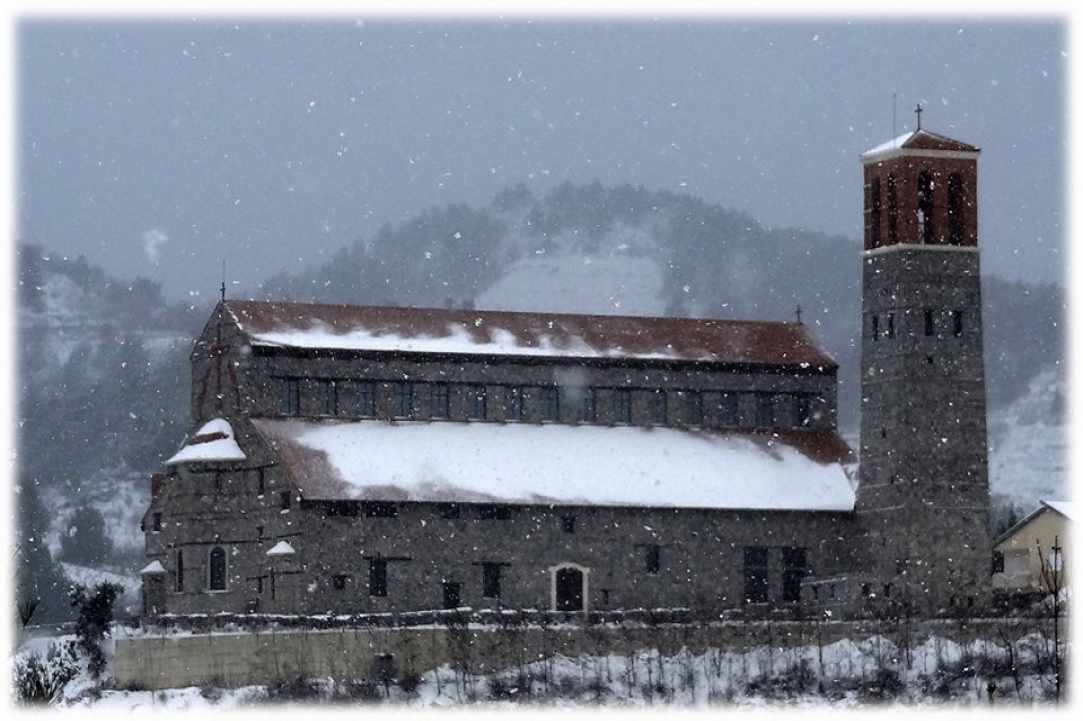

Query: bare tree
[1035,536,1064,703]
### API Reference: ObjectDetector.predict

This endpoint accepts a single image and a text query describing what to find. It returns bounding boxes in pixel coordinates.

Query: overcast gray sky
[18,19,1065,300]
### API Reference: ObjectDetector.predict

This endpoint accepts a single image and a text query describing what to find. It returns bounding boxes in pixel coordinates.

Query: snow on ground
[15,626,1060,708]
[988,368,1067,506]
[254,418,855,511]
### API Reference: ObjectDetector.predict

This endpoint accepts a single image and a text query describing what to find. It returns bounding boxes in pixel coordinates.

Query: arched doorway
[549,563,589,612]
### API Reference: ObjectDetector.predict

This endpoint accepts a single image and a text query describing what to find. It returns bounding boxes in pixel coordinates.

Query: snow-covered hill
[988,368,1068,506]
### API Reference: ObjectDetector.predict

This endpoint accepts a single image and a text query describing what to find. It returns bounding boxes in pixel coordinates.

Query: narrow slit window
[482,563,503,599]
[650,390,667,425]
[887,174,898,244]
[504,386,523,421]
[924,308,935,337]
[368,559,388,597]
[579,387,596,423]
[871,314,879,341]
[431,383,450,419]
[466,385,487,421]
[756,394,775,428]
[887,313,895,339]
[796,395,812,428]
[541,386,560,422]
[952,310,964,337]
[175,550,184,592]
[644,544,661,575]
[612,389,632,425]
[948,173,965,244]
[355,381,375,417]
[917,171,936,244]
[743,547,769,603]
[279,377,300,416]
[208,546,227,591]
[318,379,337,416]
[685,391,704,427]
[870,177,882,248]
[717,393,738,427]
[782,547,807,603]
[391,382,413,419]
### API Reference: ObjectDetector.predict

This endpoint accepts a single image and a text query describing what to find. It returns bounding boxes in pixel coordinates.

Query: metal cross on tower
[914,103,924,131]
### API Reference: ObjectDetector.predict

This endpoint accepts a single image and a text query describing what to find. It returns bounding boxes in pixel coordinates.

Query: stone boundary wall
[112,616,1051,691]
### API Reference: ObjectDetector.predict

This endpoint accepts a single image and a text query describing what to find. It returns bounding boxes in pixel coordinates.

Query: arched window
[208,546,227,591]
[870,177,882,248]
[947,173,965,244]
[886,174,898,244]
[917,171,935,244]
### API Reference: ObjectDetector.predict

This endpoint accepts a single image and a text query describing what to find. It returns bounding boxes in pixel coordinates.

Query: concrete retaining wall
[112,617,1045,691]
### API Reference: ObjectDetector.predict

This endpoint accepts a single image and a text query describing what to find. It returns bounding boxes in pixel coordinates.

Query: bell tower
[854,120,991,616]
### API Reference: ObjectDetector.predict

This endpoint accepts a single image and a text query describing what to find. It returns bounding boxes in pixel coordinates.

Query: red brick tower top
[860,126,980,252]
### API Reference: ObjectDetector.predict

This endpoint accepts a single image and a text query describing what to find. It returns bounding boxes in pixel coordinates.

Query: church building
[140,125,992,621]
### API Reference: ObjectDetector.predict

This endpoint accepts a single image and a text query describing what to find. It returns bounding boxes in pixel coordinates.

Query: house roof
[251,418,856,512]
[862,129,980,163]
[224,300,836,369]
[1042,500,1072,520]
[994,499,1072,547]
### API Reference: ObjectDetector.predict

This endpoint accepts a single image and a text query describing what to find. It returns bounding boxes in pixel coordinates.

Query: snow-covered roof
[862,129,980,163]
[1041,500,1072,520]
[140,561,166,575]
[224,300,837,369]
[266,541,296,556]
[164,418,247,466]
[252,418,855,512]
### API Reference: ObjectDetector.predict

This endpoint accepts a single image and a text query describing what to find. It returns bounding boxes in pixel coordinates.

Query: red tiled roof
[224,300,837,368]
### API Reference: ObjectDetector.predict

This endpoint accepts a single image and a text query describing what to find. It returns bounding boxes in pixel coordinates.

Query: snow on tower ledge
[164,418,247,466]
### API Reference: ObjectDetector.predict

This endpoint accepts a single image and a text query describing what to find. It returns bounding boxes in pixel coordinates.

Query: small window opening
[363,502,398,518]
[479,505,511,520]
[482,562,503,599]
[368,559,388,597]
[952,310,964,337]
[645,544,662,575]
[924,308,935,336]
[279,491,291,510]
[208,546,227,591]
[561,515,576,533]
[152,513,162,532]
[541,386,560,422]
[743,547,769,603]
[917,171,935,244]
